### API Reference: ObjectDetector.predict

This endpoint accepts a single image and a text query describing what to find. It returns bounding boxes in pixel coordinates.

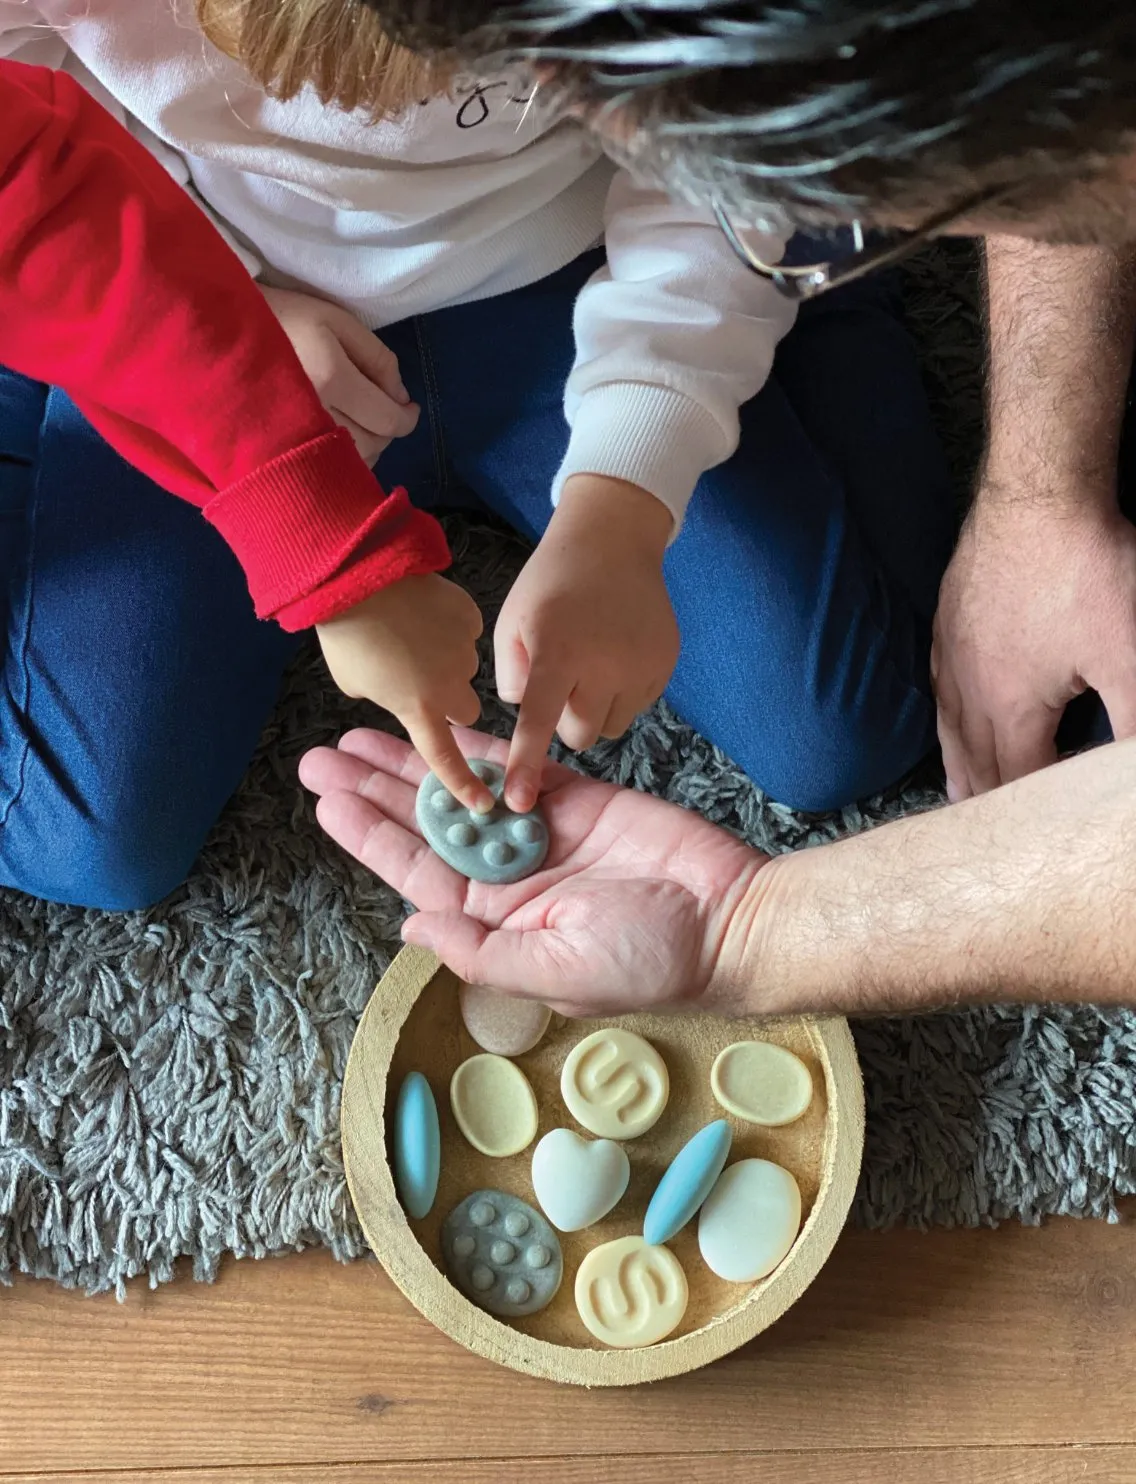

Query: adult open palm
[298,728,766,1017]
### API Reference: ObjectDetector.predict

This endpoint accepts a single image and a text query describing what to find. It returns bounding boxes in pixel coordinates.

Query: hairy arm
[983,235,1136,491]
[933,237,1136,798]
[730,737,1136,1016]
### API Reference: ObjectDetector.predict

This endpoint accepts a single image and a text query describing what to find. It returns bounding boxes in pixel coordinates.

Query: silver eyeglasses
[713,183,1012,301]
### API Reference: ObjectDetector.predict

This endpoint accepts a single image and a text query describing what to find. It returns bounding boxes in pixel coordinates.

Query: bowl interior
[387,969,832,1348]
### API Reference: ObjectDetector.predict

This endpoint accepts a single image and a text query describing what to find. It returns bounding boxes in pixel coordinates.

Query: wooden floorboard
[5,1449,1136,1484]
[2,1218,1136,1473]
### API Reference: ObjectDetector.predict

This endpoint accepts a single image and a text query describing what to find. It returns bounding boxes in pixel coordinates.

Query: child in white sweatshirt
[0,0,954,907]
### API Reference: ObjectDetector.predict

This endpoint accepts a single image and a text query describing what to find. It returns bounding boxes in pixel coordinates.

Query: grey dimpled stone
[415,760,549,885]
[441,1189,563,1318]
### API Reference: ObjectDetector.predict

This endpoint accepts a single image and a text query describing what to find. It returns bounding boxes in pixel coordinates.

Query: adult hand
[298,726,768,1017]
[261,285,419,464]
[315,577,493,813]
[932,484,1136,800]
[496,475,679,813]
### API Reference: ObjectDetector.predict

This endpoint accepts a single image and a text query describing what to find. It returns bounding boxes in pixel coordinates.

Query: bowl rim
[342,945,865,1387]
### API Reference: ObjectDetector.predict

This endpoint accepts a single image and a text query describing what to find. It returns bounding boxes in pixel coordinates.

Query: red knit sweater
[0,59,450,631]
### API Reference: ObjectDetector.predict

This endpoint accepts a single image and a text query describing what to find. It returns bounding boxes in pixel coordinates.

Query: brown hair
[196,0,448,118]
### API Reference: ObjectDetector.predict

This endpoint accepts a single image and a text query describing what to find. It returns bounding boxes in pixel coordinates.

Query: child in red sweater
[0,59,494,907]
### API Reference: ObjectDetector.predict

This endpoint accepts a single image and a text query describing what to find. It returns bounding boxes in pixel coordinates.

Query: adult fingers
[992,709,1060,785]
[315,791,464,910]
[956,707,1001,795]
[300,743,420,831]
[505,658,573,813]
[402,910,559,996]
[334,729,425,782]
[1099,674,1136,741]
[934,660,989,801]
[403,708,493,812]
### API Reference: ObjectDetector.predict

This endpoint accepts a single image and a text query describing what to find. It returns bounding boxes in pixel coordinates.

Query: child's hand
[316,575,494,812]
[261,286,419,465]
[496,475,679,812]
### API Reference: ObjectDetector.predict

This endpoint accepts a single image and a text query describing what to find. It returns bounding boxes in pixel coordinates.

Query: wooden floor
[3,1214,1136,1483]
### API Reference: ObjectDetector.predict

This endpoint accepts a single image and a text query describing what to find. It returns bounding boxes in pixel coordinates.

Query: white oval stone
[459,983,551,1057]
[710,1040,814,1126]
[530,1128,631,1232]
[698,1159,802,1283]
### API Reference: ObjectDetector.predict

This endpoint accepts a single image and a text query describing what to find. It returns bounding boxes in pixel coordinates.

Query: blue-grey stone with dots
[415,759,549,884]
[441,1190,562,1318]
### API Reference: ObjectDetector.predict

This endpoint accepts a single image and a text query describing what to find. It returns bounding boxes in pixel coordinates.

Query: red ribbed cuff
[273,504,451,629]
[202,427,450,625]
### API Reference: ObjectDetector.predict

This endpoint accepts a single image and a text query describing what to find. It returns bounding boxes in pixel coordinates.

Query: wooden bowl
[342,945,864,1387]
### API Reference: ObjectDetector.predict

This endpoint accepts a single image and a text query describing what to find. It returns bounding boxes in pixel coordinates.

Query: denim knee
[76,836,201,912]
[4,814,204,911]
[748,702,938,813]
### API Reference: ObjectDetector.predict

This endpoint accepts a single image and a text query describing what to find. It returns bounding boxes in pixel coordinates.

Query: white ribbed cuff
[552,382,731,536]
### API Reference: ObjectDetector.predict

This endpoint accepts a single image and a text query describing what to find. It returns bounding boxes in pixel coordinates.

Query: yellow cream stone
[710,1040,814,1127]
[574,1235,689,1348]
[450,1054,539,1157]
[560,1028,669,1139]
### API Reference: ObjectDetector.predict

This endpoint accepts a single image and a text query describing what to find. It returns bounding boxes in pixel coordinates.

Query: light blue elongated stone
[415,760,549,885]
[643,1119,733,1246]
[393,1071,441,1221]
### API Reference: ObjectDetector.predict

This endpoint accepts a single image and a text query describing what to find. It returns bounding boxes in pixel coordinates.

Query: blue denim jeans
[0,246,954,909]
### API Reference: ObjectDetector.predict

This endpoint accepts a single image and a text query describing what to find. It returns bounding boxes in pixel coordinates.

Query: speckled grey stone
[415,760,549,884]
[441,1189,562,1318]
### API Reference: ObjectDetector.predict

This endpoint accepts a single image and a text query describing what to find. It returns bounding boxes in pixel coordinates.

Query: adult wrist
[702,852,819,1019]
[975,456,1119,514]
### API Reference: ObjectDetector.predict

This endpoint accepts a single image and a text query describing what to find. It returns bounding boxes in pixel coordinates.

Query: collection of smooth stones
[392,762,813,1350]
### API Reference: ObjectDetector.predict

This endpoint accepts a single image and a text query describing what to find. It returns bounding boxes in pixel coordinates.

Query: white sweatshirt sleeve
[553,168,799,533]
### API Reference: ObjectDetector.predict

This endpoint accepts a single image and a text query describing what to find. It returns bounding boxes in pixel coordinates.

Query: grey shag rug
[4,244,1136,1297]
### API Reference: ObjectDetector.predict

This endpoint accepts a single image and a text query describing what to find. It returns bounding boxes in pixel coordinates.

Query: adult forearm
[727,739,1136,1016]
[982,236,1136,493]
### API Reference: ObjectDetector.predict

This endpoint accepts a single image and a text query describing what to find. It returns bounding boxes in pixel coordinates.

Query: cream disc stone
[575,1236,689,1348]
[711,1040,814,1126]
[458,983,551,1057]
[560,1028,669,1139]
[698,1159,802,1282]
[450,1054,539,1157]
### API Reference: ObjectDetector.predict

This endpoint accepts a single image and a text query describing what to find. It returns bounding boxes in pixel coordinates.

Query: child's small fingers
[494,631,530,707]
[330,354,419,439]
[445,682,483,729]
[335,319,413,405]
[599,695,639,741]
[554,680,613,753]
[506,662,570,810]
[331,412,389,465]
[405,710,494,812]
